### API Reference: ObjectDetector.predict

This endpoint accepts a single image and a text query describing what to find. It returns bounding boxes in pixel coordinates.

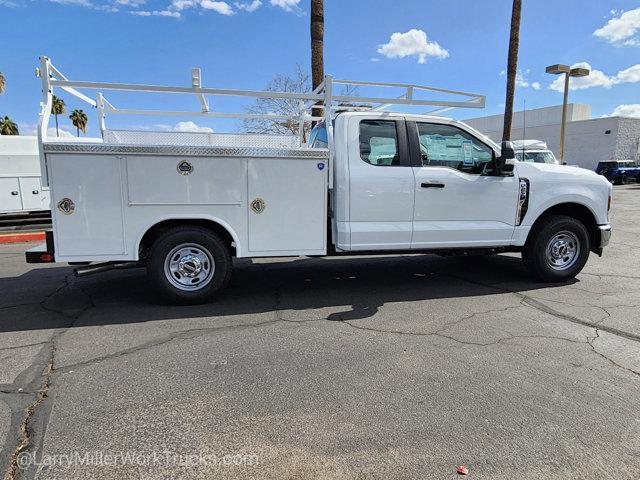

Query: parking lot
[0,185,638,479]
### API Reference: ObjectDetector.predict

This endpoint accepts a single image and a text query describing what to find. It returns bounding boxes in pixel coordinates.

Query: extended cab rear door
[407,120,518,248]
[344,116,415,250]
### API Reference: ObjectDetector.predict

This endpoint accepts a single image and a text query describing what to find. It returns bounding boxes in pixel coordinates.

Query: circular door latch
[177,160,194,175]
[57,198,75,215]
[250,198,266,214]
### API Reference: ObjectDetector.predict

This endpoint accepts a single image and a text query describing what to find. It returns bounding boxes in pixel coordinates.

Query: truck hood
[516,161,605,183]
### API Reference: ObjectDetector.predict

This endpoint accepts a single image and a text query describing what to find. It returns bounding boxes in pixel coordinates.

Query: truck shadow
[0,254,577,333]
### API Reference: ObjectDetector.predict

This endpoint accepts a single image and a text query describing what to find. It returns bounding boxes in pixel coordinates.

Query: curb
[0,232,46,244]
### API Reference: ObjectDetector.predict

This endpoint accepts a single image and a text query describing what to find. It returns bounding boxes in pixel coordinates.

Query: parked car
[513,140,560,165]
[596,160,640,185]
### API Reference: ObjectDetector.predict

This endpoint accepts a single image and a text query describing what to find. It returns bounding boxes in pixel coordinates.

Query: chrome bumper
[598,224,611,249]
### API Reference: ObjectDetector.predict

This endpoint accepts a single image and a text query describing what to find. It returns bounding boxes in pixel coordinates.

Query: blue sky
[1,0,639,136]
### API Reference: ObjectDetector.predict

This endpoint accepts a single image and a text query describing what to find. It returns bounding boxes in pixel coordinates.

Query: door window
[359,120,400,166]
[416,123,494,174]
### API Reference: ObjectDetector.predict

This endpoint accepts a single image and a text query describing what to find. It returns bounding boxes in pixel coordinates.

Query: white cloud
[549,62,640,91]
[377,29,449,64]
[235,0,260,11]
[200,0,233,14]
[174,121,213,133]
[370,58,381,62]
[594,8,640,46]
[610,104,640,118]
[499,68,541,90]
[116,0,144,5]
[132,9,180,17]
[171,0,195,9]
[616,64,640,83]
[19,123,75,138]
[270,0,300,13]
[49,0,92,6]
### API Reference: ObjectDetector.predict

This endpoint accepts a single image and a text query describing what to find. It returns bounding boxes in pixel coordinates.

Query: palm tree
[310,0,324,123]
[0,116,19,135]
[69,109,88,137]
[51,96,66,137]
[0,72,5,95]
[502,0,522,142]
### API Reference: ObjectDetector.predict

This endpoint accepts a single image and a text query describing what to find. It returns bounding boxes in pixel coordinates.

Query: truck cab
[312,112,611,256]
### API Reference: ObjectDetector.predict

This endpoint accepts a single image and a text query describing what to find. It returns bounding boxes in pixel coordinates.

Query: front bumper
[594,224,611,256]
[599,225,611,248]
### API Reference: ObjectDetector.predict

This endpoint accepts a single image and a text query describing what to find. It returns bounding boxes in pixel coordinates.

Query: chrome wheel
[546,231,580,271]
[164,243,215,291]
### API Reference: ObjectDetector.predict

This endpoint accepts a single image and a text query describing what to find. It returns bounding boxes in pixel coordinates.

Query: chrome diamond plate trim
[43,143,329,159]
[103,130,301,148]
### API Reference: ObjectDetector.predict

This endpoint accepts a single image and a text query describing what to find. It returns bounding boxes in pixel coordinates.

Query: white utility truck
[26,57,612,304]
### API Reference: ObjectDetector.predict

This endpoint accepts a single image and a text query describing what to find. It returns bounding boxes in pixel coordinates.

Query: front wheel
[147,226,232,304]
[522,215,590,282]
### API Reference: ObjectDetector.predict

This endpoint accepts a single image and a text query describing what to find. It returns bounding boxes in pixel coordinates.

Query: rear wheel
[617,173,627,185]
[522,215,590,282]
[147,226,232,304]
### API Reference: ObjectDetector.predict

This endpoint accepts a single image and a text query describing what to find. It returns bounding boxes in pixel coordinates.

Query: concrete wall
[614,118,640,163]
[464,104,591,134]
[463,105,640,171]
[473,118,620,171]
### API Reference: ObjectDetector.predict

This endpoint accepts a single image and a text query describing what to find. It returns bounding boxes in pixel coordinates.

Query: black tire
[522,215,590,283]
[617,173,627,185]
[146,226,232,305]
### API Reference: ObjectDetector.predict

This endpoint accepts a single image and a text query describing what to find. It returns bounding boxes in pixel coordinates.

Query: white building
[463,104,640,171]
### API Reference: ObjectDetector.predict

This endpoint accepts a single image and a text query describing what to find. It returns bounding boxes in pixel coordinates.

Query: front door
[408,121,518,249]
[347,117,415,250]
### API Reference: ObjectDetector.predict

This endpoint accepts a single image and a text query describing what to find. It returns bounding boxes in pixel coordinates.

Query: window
[309,123,328,148]
[359,120,400,166]
[416,123,494,174]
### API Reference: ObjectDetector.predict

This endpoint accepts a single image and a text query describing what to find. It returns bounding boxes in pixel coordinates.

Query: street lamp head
[545,64,570,75]
[569,67,590,77]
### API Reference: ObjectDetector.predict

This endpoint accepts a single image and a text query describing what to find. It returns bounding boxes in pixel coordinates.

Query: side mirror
[496,140,515,174]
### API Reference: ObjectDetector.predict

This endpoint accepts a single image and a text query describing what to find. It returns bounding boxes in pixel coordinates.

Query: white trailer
[27,57,612,304]
[0,136,50,214]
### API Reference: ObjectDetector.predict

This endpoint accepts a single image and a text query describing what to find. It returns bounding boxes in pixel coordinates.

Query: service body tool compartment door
[248,157,327,254]
[49,153,125,256]
[19,177,49,211]
[0,178,23,213]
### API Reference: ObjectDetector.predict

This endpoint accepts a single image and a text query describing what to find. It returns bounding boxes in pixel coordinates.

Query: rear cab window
[359,120,400,166]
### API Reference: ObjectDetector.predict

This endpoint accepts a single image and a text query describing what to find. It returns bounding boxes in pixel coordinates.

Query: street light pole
[559,72,570,163]
[546,64,590,164]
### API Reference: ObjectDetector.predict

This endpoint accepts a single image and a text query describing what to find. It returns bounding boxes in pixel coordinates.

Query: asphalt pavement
[1,185,639,479]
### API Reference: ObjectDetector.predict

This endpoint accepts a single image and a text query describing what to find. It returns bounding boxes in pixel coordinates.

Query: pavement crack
[3,345,54,480]
[56,319,280,373]
[437,271,640,345]
[586,329,640,378]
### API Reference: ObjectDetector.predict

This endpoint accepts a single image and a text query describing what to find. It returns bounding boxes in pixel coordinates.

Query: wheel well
[138,219,236,260]
[529,203,600,251]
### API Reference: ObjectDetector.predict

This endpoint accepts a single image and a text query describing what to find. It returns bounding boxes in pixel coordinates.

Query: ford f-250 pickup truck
[26,57,612,304]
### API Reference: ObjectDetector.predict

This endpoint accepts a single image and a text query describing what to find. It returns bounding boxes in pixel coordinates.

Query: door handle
[11,191,19,196]
[421,182,445,189]
[32,190,39,194]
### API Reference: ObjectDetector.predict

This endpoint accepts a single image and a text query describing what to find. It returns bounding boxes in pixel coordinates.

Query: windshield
[515,150,559,164]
